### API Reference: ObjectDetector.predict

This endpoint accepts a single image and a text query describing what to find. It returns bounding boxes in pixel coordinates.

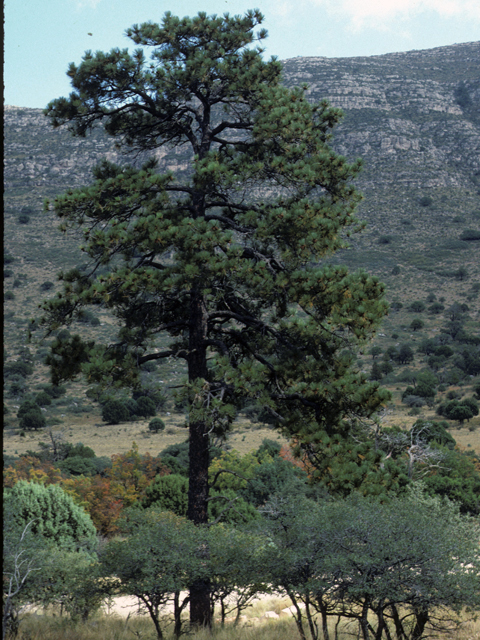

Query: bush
[35,391,52,407]
[410,318,424,331]
[18,214,30,224]
[409,301,426,313]
[136,396,156,418]
[40,281,55,291]
[419,196,433,207]
[460,229,480,242]
[101,400,130,424]
[4,290,15,301]
[17,399,42,419]
[4,361,34,378]
[4,481,97,550]
[20,411,47,431]
[149,417,166,433]
[43,384,67,399]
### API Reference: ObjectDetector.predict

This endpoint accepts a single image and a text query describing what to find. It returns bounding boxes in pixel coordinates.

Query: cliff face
[282,42,480,195]
[4,42,480,279]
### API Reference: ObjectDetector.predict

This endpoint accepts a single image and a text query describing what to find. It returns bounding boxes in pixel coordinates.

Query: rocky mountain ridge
[4,41,480,280]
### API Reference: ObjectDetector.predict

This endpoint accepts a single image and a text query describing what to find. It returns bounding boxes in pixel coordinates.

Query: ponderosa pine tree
[40,10,389,625]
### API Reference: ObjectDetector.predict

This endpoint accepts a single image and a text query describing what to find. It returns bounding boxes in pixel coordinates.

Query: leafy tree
[262,490,480,640]
[41,10,388,624]
[101,509,207,639]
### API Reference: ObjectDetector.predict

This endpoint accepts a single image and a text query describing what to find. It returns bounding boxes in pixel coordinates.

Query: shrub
[43,384,67,398]
[4,361,34,378]
[419,196,433,207]
[40,281,55,291]
[136,396,156,418]
[17,399,42,419]
[460,229,480,242]
[4,291,15,301]
[3,269,13,278]
[20,411,47,431]
[409,301,426,313]
[124,398,139,418]
[378,235,392,244]
[35,391,52,407]
[18,214,30,224]
[391,266,400,275]
[4,254,15,265]
[428,302,444,314]
[410,318,424,331]
[101,400,130,424]
[148,417,165,433]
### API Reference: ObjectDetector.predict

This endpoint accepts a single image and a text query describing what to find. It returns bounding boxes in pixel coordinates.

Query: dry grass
[2,411,289,459]
[13,608,480,640]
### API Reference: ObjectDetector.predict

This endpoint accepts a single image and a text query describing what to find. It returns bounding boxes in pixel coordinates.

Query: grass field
[13,601,480,640]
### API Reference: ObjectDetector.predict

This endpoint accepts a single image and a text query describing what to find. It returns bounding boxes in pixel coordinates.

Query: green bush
[17,399,42,419]
[20,411,47,431]
[460,229,480,242]
[43,384,67,398]
[101,399,130,424]
[4,481,97,550]
[35,391,52,407]
[408,301,426,313]
[40,281,55,291]
[136,396,156,418]
[18,214,30,224]
[148,417,165,433]
[419,196,433,207]
[4,290,15,301]
[5,361,34,378]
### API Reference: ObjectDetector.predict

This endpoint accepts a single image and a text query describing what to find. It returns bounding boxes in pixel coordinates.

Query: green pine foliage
[40,11,389,545]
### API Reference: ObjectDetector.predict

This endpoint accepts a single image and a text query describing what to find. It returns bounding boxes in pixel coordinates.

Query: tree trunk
[411,609,429,640]
[187,289,212,628]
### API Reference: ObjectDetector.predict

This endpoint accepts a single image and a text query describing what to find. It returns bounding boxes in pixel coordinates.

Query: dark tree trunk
[411,610,429,640]
[187,289,212,628]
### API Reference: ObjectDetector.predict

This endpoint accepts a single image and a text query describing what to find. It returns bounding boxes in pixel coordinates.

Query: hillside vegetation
[3,42,480,457]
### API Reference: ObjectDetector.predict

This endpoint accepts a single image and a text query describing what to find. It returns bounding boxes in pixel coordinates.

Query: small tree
[101,510,206,639]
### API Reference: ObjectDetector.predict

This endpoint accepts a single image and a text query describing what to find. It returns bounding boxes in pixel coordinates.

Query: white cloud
[310,0,480,30]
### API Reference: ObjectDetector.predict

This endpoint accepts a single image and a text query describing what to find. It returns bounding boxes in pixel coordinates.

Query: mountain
[4,42,480,436]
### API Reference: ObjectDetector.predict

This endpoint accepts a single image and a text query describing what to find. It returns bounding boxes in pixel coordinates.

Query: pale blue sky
[5,0,480,108]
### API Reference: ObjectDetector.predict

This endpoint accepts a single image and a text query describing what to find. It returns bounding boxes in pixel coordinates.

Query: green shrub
[17,399,42,419]
[101,400,130,424]
[409,301,426,313]
[136,396,156,418]
[40,281,55,291]
[5,361,34,378]
[4,290,15,301]
[20,411,47,431]
[35,391,52,407]
[4,481,96,550]
[18,214,30,224]
[148,417,165,433]
[460,229,480,242]
[419,196,433,207]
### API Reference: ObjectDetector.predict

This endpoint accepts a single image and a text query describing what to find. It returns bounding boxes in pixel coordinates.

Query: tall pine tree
[41,10,389,625]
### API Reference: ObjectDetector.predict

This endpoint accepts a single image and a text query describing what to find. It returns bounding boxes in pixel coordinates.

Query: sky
[4,0,480,109]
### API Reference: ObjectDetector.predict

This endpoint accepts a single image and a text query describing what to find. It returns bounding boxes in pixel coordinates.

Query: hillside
[4,42,480,457]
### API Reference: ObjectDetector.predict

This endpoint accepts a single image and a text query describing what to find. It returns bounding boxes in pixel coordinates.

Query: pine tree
[41,10,389,625]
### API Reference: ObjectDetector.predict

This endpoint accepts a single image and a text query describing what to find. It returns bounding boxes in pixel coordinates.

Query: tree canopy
[41,9,389,625]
